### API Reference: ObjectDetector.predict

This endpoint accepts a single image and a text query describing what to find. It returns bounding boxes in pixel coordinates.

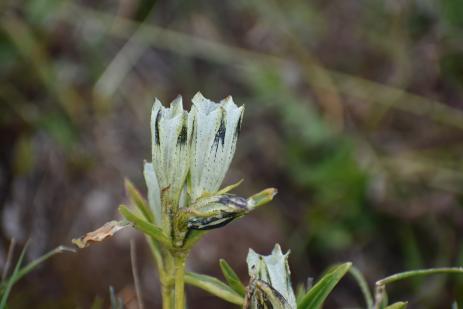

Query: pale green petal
[178,184,188,209]
[189,92,223,199]
[150,97,189,205]
[143,162,162,226]
[189,93,244,200]
[204,96,243,195]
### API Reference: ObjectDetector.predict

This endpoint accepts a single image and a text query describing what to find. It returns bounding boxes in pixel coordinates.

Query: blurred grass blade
[9,246,74,285]
[130,240,144,309]
[119,205,171,248]
[297,262,351,309]
[1,14,83,120]
[185,272,244,306]
[2,239,16,281]
[109,286,124,309]
[0,242,28,307]
[349,266,374,309]
[384,302,407,309]
[219,259,246,296]
[125,178,154,223]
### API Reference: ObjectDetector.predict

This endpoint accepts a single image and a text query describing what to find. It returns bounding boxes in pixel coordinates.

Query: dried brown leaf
[72,220,130,249]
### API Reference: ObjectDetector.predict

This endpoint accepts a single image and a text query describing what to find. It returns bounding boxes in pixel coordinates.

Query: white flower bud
[184,194,249,230]
[245,244,296,309]
[180,188,276,232]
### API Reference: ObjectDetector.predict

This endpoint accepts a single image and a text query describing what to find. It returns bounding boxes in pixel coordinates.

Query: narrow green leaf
[297,262,351,309]
[219,259,246,296]
[0,242,28,307]
[0,243,28,308]
[385,302,408,309]
[119,205,171,249]
[125,178,154,223]
[216,179,244,195]
[11,246,74,284]
[349,266,374,309]
[0,244,72,303]
[185,272,244,306]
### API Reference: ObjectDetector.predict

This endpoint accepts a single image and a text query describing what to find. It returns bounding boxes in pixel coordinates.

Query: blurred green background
[2,0,463,308]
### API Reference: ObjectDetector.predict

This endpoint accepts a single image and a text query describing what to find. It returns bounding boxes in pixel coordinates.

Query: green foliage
[0,243,28,308]
[0,243,73,307]
[118,205,171,248]
[219,259,246,297]
[125,178,154,223]
[184,272,244,306]
[384,302,408,309]
[297,262,351,309]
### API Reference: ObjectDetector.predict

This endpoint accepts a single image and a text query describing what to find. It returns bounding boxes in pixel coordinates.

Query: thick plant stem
[161,284,172,309]
[173,253,187,309]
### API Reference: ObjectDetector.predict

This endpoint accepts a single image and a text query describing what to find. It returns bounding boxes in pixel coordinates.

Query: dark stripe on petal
[177,124,187,145]
[235,113,243,138]
[218,195,248,209]
[214,119,226,147]
[154,110,161,145]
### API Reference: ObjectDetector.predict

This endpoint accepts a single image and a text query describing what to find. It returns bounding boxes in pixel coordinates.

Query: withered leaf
[72,220,130,249]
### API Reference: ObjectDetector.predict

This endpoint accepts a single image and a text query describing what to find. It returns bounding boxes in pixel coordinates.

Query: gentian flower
[141,93,275,246]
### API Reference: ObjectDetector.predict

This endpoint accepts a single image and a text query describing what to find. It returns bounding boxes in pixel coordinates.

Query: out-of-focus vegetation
[2,0,463,308]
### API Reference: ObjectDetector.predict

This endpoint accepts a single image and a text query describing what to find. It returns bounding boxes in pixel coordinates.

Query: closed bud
[182,194,250,230]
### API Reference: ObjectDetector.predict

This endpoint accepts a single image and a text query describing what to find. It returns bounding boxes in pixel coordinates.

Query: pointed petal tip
[192,91,205,102]
[153,98,163,107]
[273,243,282,252]
[248,248,257,256]
[272,243,290,258]
[222,95,233,104]
[171,94,183,106]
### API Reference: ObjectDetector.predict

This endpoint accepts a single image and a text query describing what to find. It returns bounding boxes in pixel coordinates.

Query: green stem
[147,237,165,277]
[173,253,187,309]
[376,267,463,286]
[146,237,173,309]
[374,267,463,308]
[161,284,172,309]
